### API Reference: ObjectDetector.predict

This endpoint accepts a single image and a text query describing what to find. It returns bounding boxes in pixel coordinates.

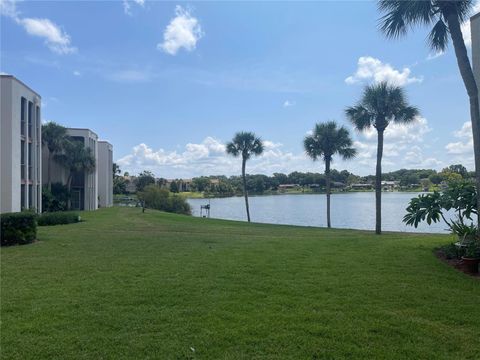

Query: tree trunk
[446,12,480,232]
[325,159,331,228]
[242,157,251,222]
[47,151,52,191]
[375,130,384,235]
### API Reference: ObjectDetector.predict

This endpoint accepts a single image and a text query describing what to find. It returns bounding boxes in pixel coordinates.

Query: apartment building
[98,141,113,207]
[0,75,42,213]
[43,128,99,211]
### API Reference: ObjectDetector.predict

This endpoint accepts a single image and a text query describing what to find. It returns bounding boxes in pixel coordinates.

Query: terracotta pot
[461,257,480,274]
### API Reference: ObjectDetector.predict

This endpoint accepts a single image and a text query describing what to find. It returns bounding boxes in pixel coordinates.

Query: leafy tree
[444,164,468,178]
[54,141,96,209]
[304,121,356,228]
[399,174,420,187]
[170,181,179,193]
[113,163,121,176]
[192,177,210,192]
[404,180,477,235]
[135,171,156,192]
[138,185,191,215]
[346,82,419,234]
[113,176,127,194]
[429,173,443,185]
[42,182,69,212]
[226,132,264,222]
[378,0,480,230]
[41,122,68,190]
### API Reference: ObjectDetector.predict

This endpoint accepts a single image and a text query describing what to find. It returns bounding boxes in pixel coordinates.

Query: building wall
[1,75,41,213]
[98,141,113,208]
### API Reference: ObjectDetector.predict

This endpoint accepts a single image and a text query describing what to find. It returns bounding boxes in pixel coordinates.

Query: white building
[98,141,113,207]
[0,75,42,213]
[43,128,99,211]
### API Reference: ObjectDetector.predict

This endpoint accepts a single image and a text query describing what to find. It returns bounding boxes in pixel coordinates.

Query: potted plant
[462,241,480,274]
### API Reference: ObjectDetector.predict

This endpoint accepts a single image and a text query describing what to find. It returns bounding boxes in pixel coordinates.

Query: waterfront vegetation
[2,207,480,359]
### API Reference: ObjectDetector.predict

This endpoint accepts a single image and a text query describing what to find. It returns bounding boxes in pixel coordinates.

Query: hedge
[38,211,81,226]
[1,212,37,246]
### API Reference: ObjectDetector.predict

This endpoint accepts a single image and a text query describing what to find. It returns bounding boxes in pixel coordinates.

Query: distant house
[278,184,300,190]
[332,181,346,188]
[381,181,399,191]
[350,183,373,190]
[165,178,193,192]
[124,176,137,193]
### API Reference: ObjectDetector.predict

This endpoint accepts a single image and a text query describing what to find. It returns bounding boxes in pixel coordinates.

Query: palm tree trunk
[242,157,251,222]
[375,130,384,235]
[325,159,331,228]
[446,12,480,232]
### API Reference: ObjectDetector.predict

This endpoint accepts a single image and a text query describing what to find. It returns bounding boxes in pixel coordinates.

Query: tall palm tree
[41,122,68,190]
[54,141,96,209]
[226,132,264,222]
[378,0,480,229]
[346,82,419,234]
[304,121,356,228]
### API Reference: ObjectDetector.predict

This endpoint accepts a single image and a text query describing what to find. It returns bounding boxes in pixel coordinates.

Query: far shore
[182,188,432,199]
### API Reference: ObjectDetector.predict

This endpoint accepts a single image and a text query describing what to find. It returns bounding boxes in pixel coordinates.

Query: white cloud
[352,117,441,171]
[461,1,480,48]
[1,1,76,54]
[123,0,145,16]
[345,56,423,86]
[158,6,203,55]
[117,137,306,178]
[446,121,473,155]
[283,100,296,108]
[73,70,81,76]
[0,0,18,18]
[426,51,445,61]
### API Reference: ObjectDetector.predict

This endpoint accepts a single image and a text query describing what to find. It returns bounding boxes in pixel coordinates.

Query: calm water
[188,192,452,234]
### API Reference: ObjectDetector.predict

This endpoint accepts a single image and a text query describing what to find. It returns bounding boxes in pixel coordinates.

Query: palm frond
[427,17,449,52]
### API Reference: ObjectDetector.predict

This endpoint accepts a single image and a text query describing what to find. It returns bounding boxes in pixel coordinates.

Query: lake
[188,192,452,234]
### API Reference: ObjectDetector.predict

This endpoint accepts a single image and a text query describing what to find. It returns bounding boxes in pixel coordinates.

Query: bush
[1,212,37,246]
[38,211,81,226]
[42,183,69,212]
[138,185,191,215]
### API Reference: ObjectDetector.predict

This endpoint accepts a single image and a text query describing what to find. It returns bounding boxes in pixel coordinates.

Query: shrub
[38,211,81,226]
[1,212,37,246]
[138,185,192,215]
[42,183,69,212]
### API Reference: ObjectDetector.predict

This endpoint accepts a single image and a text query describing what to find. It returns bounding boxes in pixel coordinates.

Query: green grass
[2,207,479,359]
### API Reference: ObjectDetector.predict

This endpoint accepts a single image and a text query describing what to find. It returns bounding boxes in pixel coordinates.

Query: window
[28,101,33,139]
[28,185,33,208]
[21,184,25,209]
[28,143,32,180]
[20,97,26,136]
[36,106,40,142]
[20,140,25,179]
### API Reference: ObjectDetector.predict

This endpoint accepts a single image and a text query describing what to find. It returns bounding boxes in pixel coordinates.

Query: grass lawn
[1,207,479,359]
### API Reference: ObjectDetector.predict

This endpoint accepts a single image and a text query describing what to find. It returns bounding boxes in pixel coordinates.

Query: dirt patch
[435,249,480,279]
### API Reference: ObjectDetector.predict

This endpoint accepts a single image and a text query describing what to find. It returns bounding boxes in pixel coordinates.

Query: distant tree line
[115,164,472,198]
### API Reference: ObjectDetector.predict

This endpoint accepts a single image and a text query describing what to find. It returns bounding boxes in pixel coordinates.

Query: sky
[1,0,479,178]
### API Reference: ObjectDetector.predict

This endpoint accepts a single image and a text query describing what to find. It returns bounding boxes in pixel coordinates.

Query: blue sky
[1,0,478,178]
